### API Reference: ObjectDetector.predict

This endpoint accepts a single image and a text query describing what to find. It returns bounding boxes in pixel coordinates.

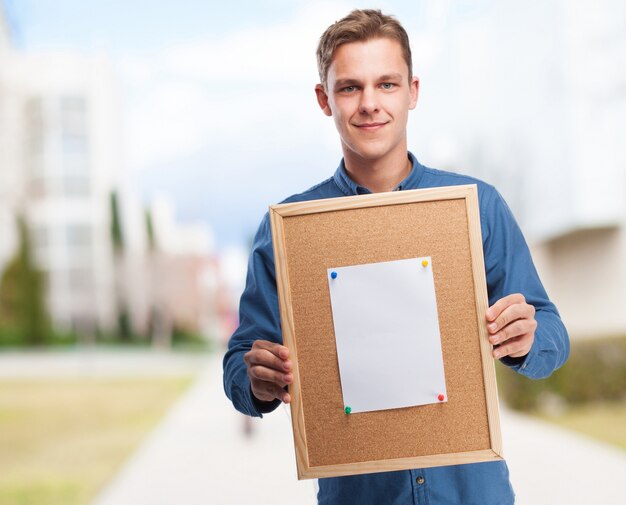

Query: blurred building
[0,4,225,343]
[7,50,122,335]
[0,4,130,338]
[420,0,626,339]
[527,1,626,339]
[141,197,224,345]
[0,5,20,274]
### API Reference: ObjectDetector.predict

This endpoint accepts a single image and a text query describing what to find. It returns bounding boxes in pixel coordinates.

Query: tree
[0,214,51,345]
[145,208,156,251]
[110,190,132,341]
[144,207,172,348]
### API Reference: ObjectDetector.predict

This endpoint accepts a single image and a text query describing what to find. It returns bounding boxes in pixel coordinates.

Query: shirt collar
[333,151,425,196]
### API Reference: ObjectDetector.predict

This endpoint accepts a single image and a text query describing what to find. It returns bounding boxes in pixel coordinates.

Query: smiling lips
[354,121,388,131]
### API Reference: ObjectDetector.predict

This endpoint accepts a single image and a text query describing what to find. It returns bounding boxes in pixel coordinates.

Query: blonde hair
[316,9,413,89]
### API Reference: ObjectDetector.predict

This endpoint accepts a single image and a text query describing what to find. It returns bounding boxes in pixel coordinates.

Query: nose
[358,86,379,115]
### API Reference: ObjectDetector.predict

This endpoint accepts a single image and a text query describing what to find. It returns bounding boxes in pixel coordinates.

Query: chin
[350,145,393,161]
[343,138,378,153]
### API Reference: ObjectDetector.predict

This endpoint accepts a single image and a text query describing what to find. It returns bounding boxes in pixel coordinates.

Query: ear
[315,84,333,117]
[409,76,419,110]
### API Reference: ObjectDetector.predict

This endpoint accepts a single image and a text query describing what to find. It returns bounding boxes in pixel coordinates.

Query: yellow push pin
[422,259,429,268]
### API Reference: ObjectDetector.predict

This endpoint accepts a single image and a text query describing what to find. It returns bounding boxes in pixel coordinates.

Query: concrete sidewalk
[92,354,626,505]
[0,348,209,378]
[91,353,316,505]
[502,408,626,504]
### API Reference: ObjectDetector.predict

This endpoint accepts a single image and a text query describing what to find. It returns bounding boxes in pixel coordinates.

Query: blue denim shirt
[223,152,569,505]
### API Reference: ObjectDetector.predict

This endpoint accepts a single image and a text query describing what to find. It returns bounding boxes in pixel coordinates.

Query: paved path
[0,348,209,378]
[502,408,626,504]
[91,353,316,505]
[88,353,626,505]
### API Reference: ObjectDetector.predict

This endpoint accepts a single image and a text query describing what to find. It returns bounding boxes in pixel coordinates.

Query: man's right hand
[244,340,293,404]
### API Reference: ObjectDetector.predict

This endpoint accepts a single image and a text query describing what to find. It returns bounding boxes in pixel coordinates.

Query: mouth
[354,121,388,131]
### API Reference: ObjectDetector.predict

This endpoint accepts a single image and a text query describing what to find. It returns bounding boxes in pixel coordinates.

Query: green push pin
[344,406,352,415]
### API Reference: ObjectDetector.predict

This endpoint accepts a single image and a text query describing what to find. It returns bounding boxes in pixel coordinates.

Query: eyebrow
[379,73,403,82]
[333,73,404,89]
[334,78,360,89]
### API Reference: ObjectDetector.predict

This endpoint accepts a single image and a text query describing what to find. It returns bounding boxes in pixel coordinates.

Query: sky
[5,0,624,250]
[4,1,405,248]
[5,0,498,250]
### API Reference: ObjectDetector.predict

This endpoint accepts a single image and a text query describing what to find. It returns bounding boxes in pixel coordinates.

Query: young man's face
[315,37,419,165]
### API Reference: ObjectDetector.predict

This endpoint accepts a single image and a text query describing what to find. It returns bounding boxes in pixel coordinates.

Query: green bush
[0,215,52,345]
[171,325,214,351]
[497,335,626,411]
[0,325,77,348]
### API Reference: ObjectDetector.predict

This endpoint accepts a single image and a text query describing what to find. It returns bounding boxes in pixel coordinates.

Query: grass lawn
[538,402,626,451]
[0,376,194,505]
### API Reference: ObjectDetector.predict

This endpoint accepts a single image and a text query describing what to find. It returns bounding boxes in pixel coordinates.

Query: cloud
[118,1,352,171]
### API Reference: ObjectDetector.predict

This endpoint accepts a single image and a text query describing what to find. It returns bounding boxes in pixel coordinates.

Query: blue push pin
[331,271,338,279]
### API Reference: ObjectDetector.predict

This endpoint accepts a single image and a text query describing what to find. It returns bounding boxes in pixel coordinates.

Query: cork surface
[281,198,490,468]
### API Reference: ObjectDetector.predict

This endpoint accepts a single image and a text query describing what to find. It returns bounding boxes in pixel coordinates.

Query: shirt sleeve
[480,186,570,379]
[222,212,283,417]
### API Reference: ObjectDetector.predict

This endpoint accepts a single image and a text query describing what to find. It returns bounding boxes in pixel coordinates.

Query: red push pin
[438,394,445,402]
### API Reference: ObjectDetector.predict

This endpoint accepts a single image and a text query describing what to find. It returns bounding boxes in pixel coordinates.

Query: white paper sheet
[327,257,447,414]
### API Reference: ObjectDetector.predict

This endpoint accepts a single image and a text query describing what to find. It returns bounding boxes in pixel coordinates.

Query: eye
[341,85,358,93]
[381,82,395,90]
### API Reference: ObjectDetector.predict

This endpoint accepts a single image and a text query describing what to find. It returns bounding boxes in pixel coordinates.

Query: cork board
[269,185,502,480]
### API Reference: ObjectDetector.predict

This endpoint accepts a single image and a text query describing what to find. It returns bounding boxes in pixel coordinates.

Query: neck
[343,148,411,193]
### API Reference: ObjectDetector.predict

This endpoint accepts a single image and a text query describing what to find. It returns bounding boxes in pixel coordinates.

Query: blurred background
[0,0,624,504]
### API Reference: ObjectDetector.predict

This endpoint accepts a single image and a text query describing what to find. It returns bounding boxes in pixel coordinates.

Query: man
[223,9,569,505]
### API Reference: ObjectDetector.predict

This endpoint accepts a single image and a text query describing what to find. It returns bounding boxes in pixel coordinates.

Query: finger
[248,364,293,385]
[493,333,534,359]
[252,380,291,403]
[486,293,526,322]
[245,348,292,373]
[487,299,534,334]
[252,340,290,360]
[489,318,537,346]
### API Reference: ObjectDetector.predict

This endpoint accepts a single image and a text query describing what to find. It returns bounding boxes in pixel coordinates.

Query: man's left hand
[486,293,537,359]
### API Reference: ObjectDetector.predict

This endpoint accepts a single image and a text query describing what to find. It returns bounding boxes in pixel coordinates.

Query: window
[68,268,93,291]
[66,224,92,248]
[60,95,89,172]
[24,97,45,178]
[60,96,87,138]
[63,175,90,197]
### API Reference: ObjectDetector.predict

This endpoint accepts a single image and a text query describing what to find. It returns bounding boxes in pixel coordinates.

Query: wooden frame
[269,184,502,480]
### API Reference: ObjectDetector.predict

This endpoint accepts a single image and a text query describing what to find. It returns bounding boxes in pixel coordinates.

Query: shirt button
[416,476,425,485]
